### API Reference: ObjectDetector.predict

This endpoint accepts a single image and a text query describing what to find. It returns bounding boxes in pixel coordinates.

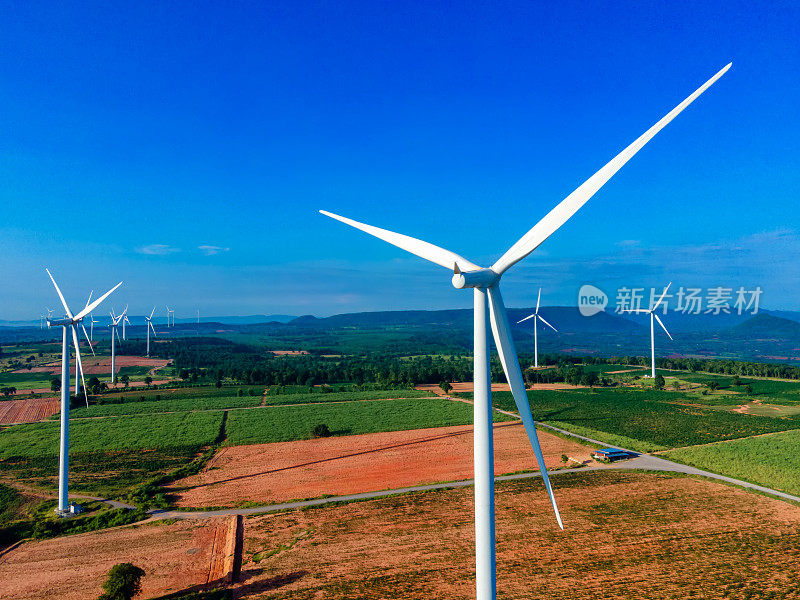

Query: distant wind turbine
[109,310,124,383]
[121,305,131,340]
[45,269,121,513]
[625,283,674,379]
[145,307,157,357]
[166,305,175,327]
[517,289,558,368]
[321,63,730,599]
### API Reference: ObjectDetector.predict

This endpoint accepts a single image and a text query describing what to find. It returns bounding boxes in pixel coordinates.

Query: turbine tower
[517,289,558,368]
[626,283,674,378]
[109,310,123,384]
[321,64,730,599]
[166,305,175,327]
[145,307,157,357]
[45,269,121,513]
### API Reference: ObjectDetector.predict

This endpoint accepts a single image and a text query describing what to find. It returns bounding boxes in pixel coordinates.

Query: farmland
[67,395,262,417]
[0,411,224,457]
[664,429,800,496]
[224,397,513,446]
[0,397,61,423]
[482,388,800,451]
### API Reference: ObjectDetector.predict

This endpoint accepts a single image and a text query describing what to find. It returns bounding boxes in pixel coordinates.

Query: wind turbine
[109,310,123,384]
[44,269,121,513]
[625,283,674,379]
[121,305,131,340]
[145,307,157,357]
[166,305,175,327]
[321,64,730,599]
[517,289,558,369]
[89,313,98,342]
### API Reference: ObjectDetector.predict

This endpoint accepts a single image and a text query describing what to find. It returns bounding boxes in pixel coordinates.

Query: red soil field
[15,355,169,376]
[233,471,800,599]
[0,518,231,600]
[0,397,61,424]
[169,423,594,508]
[417,382,586,395]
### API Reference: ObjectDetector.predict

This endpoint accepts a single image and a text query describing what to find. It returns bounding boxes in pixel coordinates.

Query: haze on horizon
[1,2,798,320]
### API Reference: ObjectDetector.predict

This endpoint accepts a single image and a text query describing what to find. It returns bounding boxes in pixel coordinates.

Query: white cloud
[198,245,230,256]
[136,244,180,255]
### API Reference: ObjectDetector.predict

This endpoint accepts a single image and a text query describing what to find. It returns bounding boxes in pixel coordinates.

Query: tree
[1,386,16,397]
[98,563,145,600]
[653,374,665,390]
[706,381,720,391]
[732,375,741,386]
[744,384,753,394]
[121,374,130,388]
[215,378,222,388]
[439,381,453,394]
[672,381,681,391]
[51,377,61,393]
[144,376,152,386]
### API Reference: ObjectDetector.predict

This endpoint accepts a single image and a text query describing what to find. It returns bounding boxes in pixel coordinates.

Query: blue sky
[1,1,798,320]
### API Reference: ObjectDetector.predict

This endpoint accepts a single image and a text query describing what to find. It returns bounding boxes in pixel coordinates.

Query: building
[592,447,638,462]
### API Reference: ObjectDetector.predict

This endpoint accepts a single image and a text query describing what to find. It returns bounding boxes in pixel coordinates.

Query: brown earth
[15,355,169,376]
[417,382,586,395]
[168,423,594,508]
[0,397,61,424]
[270,350,310,356]
[231,471,800,599]
[0,518,232,600]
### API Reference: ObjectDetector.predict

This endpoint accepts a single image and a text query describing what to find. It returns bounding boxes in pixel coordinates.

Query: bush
[312,423,331,438]
[654,375,665,390]
[98,563,145,600]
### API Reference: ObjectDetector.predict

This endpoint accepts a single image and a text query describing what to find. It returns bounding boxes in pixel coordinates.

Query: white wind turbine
[517,289,558,369]
[109,310,123,384]
[122,305,131,340]
[166,305,175,327]
[625,283,674,379]
[44,269,121,513]
[321,64,730,599]
[145,307,157,357]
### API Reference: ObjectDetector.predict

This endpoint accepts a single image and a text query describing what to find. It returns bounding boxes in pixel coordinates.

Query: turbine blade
[149,306,156,319]
[81,323,96,356]
[538,314,558,333]
[320,210,481,272]
[71,325,89,407]
[487,286,563,529]
[85,290,93,309]
[45,269,73,319]
[116,327,122,345]
[652,282,672,311]
[516,313,537,324]
[74,281,122,321]
[491,63,731,275]
[654,313,673,340]
[150,321,157,337]
[536,288,541,314]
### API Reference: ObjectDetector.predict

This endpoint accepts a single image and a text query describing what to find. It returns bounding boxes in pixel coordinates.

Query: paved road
[146,422,799,521]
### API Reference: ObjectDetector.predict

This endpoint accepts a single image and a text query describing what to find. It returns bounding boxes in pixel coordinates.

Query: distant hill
[290,307,643,335]
[173,314,296,325]
[727,313,800,338]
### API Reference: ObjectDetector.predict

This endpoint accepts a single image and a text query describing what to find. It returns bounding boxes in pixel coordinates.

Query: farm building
[592,448,638,462]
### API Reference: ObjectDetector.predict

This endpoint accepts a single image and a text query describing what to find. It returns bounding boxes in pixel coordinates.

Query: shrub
[312,423,331,438]
[98,563,145,600]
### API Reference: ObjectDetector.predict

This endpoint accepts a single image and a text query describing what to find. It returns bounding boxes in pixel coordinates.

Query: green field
[0,411,224,457]
[0,371,55,390]
[262,389,429,405]
[482,388,800,452]
[664,429,800,496]
[225,397,512,446]
[104,385,263,401]
[67,396,262,417]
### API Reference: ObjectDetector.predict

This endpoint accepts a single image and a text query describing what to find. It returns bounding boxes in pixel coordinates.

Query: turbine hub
[451,268,500,289]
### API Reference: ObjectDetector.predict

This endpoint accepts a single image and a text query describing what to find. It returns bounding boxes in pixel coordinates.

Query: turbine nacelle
[48,317,77,327]
[451,267,500,289]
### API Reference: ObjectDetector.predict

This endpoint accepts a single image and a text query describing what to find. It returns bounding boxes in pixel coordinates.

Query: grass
[484,388,800,451]
[0,482,23,521]
[664,429,800,496]
[262,389,429,406]
[0,371,54,390]
[225,397,512,445]
[0,411,224,457]
[68,396,261,417]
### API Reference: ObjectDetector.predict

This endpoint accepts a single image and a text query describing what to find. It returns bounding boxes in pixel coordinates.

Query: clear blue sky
[1,1,798,320]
